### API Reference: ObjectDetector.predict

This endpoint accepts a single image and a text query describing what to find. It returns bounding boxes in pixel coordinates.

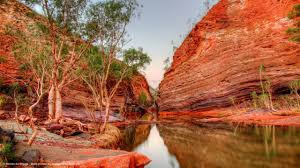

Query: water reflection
[123,125,180,168]
[135,125,179,168]
[122,123,300,168]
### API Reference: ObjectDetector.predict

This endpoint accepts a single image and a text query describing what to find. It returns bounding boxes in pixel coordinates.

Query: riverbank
[0,120,150,168]
[159,108,300,127]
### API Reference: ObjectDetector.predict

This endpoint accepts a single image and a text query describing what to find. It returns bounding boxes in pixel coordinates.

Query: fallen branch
[27,127,38,146]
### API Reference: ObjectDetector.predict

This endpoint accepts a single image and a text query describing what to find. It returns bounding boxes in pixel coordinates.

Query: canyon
[0,0,152,113]
[159,0,300,112]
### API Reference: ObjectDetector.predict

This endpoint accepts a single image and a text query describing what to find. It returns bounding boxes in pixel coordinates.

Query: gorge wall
[0,0,152,112]
[159,0,300,112]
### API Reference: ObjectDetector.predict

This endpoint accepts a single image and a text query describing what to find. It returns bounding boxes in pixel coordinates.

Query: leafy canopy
[85,0,139,47]
[21,0,88,34]
[123,47,151,73]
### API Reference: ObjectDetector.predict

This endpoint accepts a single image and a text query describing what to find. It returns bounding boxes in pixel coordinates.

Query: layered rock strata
[159,0,300,112]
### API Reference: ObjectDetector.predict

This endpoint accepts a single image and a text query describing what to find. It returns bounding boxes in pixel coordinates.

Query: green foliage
[110,61,126,79]
[259,64,266,94]
[21,0,88,34]
[25,11,37,18]
[288,11,296,19]
[35,22,50,35]
[123,47,151,73]
[289,80,300,108]
[18,63,30,71]
[252,65,274,110]
[150,87,159,101]
[289,80,300,94]
[0,96,6,109]
[250,91,258,108]
[294,4,300,11]
[286,27,300,34]
[12,24,53,79]
[258,93,269,108]
[0,84,13,96]
[287,4,300,42]
[287,4,300,19]
[0,83,22,97]
[0,56,7,64]
[289,35,300,42]
[0,143,16,164]
[84,0,139,42]
[163,57,171,71]
[138,91,148,106]
[85,46,103,73]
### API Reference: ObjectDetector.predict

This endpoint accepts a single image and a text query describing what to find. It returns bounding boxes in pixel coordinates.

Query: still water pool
[121,122,300,168]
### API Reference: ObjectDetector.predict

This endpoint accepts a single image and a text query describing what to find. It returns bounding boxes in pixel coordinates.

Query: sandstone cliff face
[159,0,300,112]
[0,0,152,112]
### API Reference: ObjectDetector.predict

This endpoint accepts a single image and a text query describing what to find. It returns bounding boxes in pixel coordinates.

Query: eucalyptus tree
[82,47,151,132]
[82,0,151,132]
[20,0,91,122]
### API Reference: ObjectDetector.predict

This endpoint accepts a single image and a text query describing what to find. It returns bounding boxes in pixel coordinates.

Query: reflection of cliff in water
[121,124,151,151]
[157,124,300,168]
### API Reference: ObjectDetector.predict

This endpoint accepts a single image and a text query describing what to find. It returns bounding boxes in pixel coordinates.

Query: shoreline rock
[0,120,150,168]
[159,108,300,127]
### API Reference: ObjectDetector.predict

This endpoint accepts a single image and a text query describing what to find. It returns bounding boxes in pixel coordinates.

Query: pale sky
[126,0,219,88]
[33,0,219,88]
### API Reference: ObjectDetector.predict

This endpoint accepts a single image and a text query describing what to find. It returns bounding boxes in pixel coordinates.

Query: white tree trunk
[101,102,110,132]
[54,89,62,121]
[48,86,55,120]
[48,85,63,122]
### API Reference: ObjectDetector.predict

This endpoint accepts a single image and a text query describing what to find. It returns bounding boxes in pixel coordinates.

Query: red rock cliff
[0,0,152,112]
[159,0,300,112]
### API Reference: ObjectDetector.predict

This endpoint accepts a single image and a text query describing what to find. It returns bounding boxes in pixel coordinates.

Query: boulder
[0,127,15,144]
[21,149,41,163]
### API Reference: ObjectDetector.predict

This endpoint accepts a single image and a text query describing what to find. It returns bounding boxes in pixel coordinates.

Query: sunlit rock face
[159,0,300,112]
[0,0,152,111]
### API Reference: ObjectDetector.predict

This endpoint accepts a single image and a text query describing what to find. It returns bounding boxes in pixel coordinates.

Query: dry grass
[92,124,121,149]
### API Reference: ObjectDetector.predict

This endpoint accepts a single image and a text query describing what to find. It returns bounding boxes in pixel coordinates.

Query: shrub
[294,4,300,11]
[287,4,300,42]
[251,91,258,108]
[289,35,300,42]
[0,83,22,97]
[92,124,121,149]
[288,4,300,19]
[258,93,269,109]
[0,96,6,109]
[35,22,50,35]
[286,28,300,34]
[138,91,148,106]
[0,56,7,64]
[289,80,300,94]
[18,63,30,71]
[0,143,16,164]
[25,11,37,19]
[289,80,300,108]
